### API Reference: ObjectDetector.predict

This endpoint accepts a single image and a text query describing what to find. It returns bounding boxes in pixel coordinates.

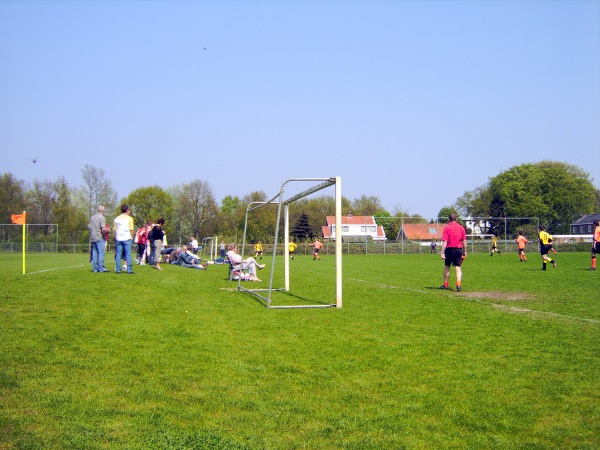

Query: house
[570,214,600,235]
[397,223,445,241]
[322,213,386,242]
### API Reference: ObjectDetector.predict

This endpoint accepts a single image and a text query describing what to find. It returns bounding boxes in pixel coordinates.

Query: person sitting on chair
[226,243,265,281]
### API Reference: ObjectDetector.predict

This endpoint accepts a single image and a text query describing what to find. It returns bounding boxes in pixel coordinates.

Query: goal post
[200,236,218,261]
[238,177,342,309]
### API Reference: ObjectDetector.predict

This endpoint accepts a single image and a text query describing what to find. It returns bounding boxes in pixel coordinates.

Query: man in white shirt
[113,204,135,274]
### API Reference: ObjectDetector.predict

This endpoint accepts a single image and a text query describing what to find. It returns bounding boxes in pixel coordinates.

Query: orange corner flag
[11,212,26,225]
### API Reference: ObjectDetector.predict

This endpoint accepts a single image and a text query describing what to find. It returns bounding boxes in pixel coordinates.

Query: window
[588,225,592,233]
[361,226,376,233]
[342,226,349,232]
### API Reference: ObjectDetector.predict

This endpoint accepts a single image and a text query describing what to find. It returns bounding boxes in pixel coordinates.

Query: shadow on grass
[239,288,334,308]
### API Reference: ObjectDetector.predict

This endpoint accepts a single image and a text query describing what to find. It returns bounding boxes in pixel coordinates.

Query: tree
[351,195,384,216]
[217,195,244,241]
[242,191,275,242]
[173,179,218,242]
[25,179,57,231]
[374,210,396,241]
[52,177,88,245]
[457,161,598,234]
[437,206,459,224]
[0,173,26,223]
[126,186,174,237]
[291,212,313,241]
[79,165,117,218]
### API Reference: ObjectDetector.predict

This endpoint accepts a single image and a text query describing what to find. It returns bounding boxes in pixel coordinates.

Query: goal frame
[238,177,342,309]
[200,236,218,261]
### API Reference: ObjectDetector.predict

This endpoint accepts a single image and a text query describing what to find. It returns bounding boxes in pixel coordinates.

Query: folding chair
[225,255,249,281]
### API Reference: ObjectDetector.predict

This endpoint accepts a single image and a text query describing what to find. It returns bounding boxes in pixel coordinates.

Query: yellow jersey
[538,230,553,245]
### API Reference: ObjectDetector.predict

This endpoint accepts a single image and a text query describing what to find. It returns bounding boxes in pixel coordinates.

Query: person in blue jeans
[88,205,110,273]
[113,204,135,274]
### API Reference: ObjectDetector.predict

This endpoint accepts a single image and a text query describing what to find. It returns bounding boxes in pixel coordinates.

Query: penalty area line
[25,264,87,275]
[348,277,428,294]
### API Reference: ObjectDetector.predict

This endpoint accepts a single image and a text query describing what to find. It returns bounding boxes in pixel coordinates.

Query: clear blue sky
[1,0,599,218]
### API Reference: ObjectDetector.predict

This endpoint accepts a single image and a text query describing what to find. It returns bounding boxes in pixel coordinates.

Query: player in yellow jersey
[515,230,528,262]
[538,225,556,270]
[490,235,500,256]
[289,241,297,260]
[590,220,600,271]
[254,241,264,260]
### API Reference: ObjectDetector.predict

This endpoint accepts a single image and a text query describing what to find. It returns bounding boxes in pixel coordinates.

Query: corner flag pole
[11,211,27,274]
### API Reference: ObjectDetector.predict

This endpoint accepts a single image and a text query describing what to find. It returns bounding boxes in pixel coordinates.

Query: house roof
[400,223,446,240]
[325,215,376,225]
[572,214,600,225]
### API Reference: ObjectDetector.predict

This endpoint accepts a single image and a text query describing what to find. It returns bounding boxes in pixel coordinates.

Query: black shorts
[444,248,464,267]
[540,244,552,256]
[592,242,600,255]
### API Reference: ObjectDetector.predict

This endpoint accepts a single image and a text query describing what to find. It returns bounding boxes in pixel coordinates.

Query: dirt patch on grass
[459,291,534,301]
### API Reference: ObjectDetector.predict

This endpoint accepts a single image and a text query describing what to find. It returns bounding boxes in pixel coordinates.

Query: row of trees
[0,166,417,246]
[452,161,599,236]
[1,160,598,247]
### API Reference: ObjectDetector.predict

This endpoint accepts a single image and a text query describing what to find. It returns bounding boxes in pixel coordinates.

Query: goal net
[237,177,342,309]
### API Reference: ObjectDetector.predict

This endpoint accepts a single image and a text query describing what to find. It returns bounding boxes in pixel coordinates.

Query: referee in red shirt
[440,213,467,292]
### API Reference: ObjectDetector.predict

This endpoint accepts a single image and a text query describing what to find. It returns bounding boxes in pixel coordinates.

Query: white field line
[348,277,600,325]
[24,264,87,274]
[348,277,428,294]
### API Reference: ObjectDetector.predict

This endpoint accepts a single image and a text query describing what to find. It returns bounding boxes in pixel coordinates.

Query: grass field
[1,250,599,449]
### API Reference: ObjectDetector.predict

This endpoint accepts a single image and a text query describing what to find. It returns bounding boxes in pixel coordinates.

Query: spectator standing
[88,205,110,273]
[113,204,135,274]
[190,236,199,254]
[136,222,150,265]
[148,218,165,270]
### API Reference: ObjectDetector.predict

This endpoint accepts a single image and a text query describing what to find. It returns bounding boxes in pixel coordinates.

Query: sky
[1,0,599,218]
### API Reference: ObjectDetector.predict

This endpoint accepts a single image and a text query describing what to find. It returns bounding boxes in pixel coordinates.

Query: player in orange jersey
[515,230,528,262]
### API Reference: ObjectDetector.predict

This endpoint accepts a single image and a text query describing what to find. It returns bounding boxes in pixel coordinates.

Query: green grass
[1,251,599,449]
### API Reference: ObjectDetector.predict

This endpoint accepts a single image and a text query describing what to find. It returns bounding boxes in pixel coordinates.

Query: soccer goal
[200,236,219,261]
[237,177,342,309]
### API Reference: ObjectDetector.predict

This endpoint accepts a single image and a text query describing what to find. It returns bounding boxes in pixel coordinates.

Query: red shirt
[441,221,466,249]
[136,228,148,245]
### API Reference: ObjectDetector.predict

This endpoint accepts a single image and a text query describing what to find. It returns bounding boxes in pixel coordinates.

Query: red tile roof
[400,224,445,240]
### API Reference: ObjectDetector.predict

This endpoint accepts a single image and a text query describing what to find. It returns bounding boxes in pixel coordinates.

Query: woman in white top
[226,243,265,281]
